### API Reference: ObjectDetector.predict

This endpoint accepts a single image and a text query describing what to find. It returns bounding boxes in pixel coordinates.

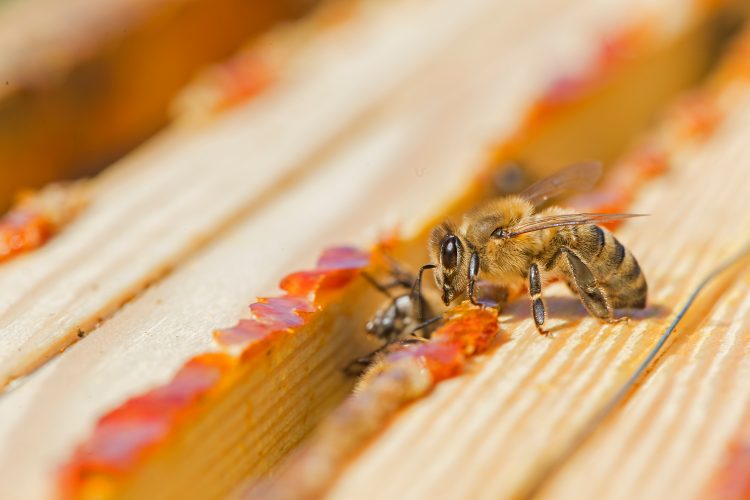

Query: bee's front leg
[468,252,481,306]
[529,263,548,335]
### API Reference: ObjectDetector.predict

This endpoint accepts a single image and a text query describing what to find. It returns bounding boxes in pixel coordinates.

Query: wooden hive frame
[0,0,745,498]
[0,0,312,209]
[274,20,750,500]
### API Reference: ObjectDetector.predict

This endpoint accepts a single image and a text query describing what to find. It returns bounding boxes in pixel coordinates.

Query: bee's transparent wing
[520,161,603,206]
[506,213,646,237]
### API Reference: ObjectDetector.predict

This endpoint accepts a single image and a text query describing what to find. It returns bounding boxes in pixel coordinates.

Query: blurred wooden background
[0,0,749,499]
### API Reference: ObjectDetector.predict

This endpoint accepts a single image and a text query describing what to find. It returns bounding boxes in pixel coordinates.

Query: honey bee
[429,161,647,334]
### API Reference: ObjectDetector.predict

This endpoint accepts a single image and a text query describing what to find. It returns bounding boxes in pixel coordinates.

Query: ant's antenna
[361,272,394,299]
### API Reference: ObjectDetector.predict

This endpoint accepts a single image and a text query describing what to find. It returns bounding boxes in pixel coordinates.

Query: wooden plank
[0,0,310,209]
[0,0,716,498]
[0,1,598,497]
[541,268,750,499]
[323,42,750,500]
[0,0,525,388]
[536,102,750,499]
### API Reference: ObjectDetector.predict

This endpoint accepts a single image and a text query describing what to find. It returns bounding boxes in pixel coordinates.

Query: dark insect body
[345,262,440,375]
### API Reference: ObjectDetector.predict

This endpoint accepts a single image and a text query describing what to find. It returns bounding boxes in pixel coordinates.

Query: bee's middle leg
[562,248,612,321]
[529,263,548,335]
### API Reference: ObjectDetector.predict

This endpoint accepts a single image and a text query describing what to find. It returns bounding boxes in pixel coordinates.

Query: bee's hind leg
[562,248,613,322]
[529,263,548,335]
[608,315,630,325]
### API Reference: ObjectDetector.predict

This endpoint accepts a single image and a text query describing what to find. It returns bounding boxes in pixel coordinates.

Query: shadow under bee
[501,294,669,335]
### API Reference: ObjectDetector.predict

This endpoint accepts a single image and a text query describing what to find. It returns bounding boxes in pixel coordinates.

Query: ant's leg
[380,253,416,288]
[343,354,375,376]
[400,335,429,345]
[529,263,547,335]
[361,272,398,298]
[408,315,443,339]
[343,341,392,376]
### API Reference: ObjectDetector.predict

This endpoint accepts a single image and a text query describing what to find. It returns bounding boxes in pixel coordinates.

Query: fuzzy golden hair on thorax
[460,196,533,249]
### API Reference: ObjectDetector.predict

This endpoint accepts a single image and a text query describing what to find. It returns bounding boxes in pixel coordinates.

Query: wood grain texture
[0,0,673,497]
[0,0,717,498]
[0,0,528,388]
[537,94,750,500]
[324,76,750,500]
[0,0,309,208]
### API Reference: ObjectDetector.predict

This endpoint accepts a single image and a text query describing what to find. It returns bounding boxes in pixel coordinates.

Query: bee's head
[429,221,469,305]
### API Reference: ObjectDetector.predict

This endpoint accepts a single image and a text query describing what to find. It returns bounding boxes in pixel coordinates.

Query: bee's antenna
[411,264,436,322]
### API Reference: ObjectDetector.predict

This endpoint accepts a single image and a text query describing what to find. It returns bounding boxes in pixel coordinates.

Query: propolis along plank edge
[0,0,723,499]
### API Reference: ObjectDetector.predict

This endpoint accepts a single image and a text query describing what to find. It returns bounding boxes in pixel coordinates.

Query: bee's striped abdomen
[573,225,647,310]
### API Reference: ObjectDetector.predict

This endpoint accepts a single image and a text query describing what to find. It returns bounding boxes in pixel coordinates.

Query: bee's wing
[507,213,646,237]
[519,161,603,206]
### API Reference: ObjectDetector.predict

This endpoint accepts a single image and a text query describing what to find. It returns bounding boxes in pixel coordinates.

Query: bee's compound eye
[441,235,459,269]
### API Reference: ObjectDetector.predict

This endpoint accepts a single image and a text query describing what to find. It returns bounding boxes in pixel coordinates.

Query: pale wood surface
[0,0,305,209]
[0,0,708,498]
[325,87,750,499]
[538,93,750,500]
[0,0,529,387]
[0,0,675,497]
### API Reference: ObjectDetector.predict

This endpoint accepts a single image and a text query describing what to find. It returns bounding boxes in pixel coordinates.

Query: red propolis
[60,247,371,497]
[59,354,233,497]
